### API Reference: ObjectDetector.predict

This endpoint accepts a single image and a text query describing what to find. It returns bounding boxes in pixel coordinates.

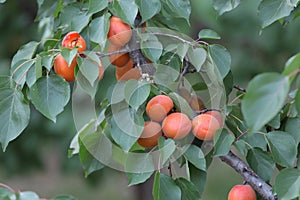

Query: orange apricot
[162,112,192,139]
[62,31,86,53]
[192,113,221,140]
[108,16,132,47]
[228,185,256,200]
[146,95,174,122]
[137,121,162,148]
[108,43,130,67]
[206,110,224,126]
[54,54,77,82]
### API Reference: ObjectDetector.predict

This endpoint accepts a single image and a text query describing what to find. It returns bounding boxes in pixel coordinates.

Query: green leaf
[61,48,77,67]
[79,131,107,177]
[0,87,30,151]
[0,0,6,3]
[154,65,180,91]
[282,53,300,83]
[124,80,150,109]
[212,0,241,15]
[87,0,108,15]
[274,168,300,200]
[266,131,297,167]
[213,129,235,157]
[198,29,221,40]
[209,44,231,78]
[19,191,40,200]
[141,34,163,62]
[125,152,154,173]
[76,69,98,98]
[108,0,138,26]
[136,0,161,23]
[183,145,206,171]
[30,75,70,122]
[127,172,153,186]
[258,0,299,28]
[284,117,300,143]
[26,55,42,88]
[0,187,13,199]
[89,13,111,48]
[175,177,201,200]
[295,87,300,115]
[110,82,126,104]
[51,195,76,200]
[189,163,207,196]
[158,137,176,166]
[168,92,194,119]
[110,105,144,151]
[152,172,181,200]
[246,147,275,181]
[241,73,290,132]
[162,0,191,23]
[78,56,99,87]
[187,47,207,72]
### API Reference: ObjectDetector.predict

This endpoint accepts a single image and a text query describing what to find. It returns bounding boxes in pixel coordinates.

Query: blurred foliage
[1,0,299,199]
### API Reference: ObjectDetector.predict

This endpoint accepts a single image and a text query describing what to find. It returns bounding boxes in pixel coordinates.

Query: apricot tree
[0,0,299,200]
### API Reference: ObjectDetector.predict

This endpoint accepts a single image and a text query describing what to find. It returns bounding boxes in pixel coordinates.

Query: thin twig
[95,48,129,58]
[233,85,246,93]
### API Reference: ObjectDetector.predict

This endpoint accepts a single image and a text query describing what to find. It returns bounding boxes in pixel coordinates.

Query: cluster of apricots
[54,31,104,82]
[228,184,257,200]
[137,89,223,148]
[107,16,141,81]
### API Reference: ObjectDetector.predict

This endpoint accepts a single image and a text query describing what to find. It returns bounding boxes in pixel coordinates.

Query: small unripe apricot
[54,54,77,82]
[146,95,174,122]
[192,113,221,140]
[137,121,162,148]
[228,185,256,200]
[162,112,192,139]
[108,16,132,47]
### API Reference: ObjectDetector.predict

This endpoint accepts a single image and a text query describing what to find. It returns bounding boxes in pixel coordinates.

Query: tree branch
[219,151,277,200]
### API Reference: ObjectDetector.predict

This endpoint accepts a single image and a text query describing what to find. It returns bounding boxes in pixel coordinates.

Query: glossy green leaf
[212,0,241,15]
[258,0,299,28]
[136,0,161,23]
[36,0,60,20]
[266,131,297,167]
[175,177,201,200]
[61,48,77,67]
[274,168,300,200]
[189,164,207,197]
[110,82,126,104]
[30,75,70,122]
[78,57,99,87]
[247,147,275,181]
[284,117,300,143]
[198,29,221,40]
[244,133,267,151]
[163,0,191,23]
[79,131,107,177]
[124,80,150,109]
[242,73,289,132]
[282,53,300,83]
[183,145,206,171]
[89,13,111,48]
[127,172,153,186]
[19,191,40,200]
[11,60,35,88]
[209,44,231,78]
[213,129,235,157]
[26,55,42,88]
[152,172,181,200]
[51,195,76,200]
[158,137,176,166]
[141,34,163,62]
[110,106,144,152]
[0,87,30,151]
[154,65,180,91]
[87,0,108,15]
[76,69,98,98]
[168,92,194,118]
[187,47,207,72]
[108,0,138,26]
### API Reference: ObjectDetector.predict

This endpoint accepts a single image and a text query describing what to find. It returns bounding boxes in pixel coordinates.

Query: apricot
[62,31,86,53]
[115,59,141,81]
[137,121,162,148]
[189,95,205,111]
[228,185,256,200]
[108,43,130,67]
[108,16,132,47]
[146,95,174,122]
[206,110,223,126]
[192,113,221,140]
[54,54,77,82]
[162,112,192,139]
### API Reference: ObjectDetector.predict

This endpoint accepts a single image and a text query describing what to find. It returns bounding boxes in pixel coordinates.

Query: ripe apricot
[62,31,86,53]
[192,113,221,140]
[108,43,130,67]
[115,59,141,81]
[162,112,192,139]
[146,95,174,122]
[228,185,256,200]
[108,16,132,46]
[189,95,205,111]
[206,110,223,126]
[137,121,162,148]
[54,54,77,82]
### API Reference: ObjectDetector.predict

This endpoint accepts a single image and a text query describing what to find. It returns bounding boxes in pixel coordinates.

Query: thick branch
[220,151,277,200]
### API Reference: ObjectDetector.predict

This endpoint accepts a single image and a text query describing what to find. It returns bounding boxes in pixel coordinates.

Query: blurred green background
[1,0,299,199]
